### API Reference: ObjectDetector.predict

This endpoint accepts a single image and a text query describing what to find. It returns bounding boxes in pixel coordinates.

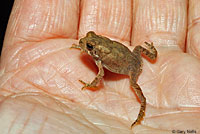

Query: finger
[131,0,187,50]
[79,0,132,44]
[4,0,79,48]
[186,0,200,58]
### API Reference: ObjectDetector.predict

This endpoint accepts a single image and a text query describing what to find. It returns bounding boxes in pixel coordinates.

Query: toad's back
[100,40,142,75]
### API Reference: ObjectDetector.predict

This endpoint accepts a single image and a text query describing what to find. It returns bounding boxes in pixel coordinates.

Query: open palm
[0,0,200,133]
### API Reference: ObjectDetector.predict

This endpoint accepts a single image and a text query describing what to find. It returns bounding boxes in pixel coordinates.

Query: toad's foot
[79,80,98,90]
[131,109,145,128]
[70,44,81,49]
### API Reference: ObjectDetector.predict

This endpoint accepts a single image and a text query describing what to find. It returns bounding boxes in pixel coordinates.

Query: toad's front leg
[80,60,104,90]
[129,71,146,128]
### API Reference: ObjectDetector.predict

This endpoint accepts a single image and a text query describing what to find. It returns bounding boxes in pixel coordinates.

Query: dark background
[0,0,14,55]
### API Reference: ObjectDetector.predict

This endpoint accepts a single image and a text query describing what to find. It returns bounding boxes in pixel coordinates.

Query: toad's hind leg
[129,71,146,128]
[134,42,157,60]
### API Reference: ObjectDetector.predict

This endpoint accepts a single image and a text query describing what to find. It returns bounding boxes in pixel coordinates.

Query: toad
[71,31,157,128]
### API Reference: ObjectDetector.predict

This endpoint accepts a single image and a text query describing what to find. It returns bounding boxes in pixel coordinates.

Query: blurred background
[0,0,14,55]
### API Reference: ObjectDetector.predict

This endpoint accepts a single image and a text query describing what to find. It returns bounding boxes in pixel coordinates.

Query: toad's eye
[86,43,93,51]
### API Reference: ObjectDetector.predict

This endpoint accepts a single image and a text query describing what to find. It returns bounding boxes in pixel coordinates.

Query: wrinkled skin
[1,0,200,134]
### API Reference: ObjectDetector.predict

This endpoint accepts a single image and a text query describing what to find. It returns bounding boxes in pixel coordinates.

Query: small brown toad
[71,31,157,128]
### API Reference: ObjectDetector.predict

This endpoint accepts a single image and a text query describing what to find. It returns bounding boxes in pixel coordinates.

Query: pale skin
[1,0,200,134]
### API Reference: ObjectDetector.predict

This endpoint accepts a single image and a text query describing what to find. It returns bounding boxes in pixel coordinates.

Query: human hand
[0,0,200,133]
